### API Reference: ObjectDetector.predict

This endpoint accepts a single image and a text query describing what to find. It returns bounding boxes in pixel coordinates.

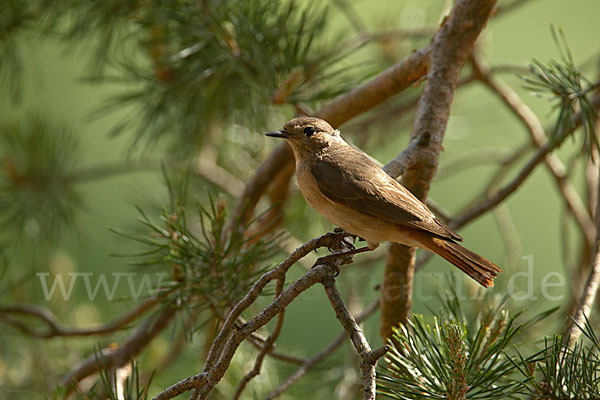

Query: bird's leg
[313,230,373,275]
[313,246,373,276]
[316,246,372,264]
[328,227,357,251]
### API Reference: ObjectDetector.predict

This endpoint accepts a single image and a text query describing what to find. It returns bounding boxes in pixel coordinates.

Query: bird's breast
[295,161,419,247]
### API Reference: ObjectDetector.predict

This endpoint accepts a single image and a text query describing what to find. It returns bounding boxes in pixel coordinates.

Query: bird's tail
[418,235,501,287]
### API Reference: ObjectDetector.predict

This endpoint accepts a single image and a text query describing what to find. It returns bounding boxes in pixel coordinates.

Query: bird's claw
[314,254,341,276]
[327,228,356,252]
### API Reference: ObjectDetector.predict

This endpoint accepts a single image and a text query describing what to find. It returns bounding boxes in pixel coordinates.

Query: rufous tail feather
[420,236,501,287]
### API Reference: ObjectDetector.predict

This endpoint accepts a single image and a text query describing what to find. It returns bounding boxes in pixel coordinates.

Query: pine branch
[265,299,380,399]
[0,298,158,338]
[566,164,600,345]
[322,275,388,400]
[380,0,499,341]
[62,306,177,391]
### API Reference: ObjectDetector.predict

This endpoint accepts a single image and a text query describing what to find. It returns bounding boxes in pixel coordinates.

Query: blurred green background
[1,0,600,398]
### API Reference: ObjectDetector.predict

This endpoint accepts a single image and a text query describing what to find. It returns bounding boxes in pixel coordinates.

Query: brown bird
[266,116,501,287]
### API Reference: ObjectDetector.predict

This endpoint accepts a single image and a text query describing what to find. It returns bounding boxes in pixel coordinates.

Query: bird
[266,116,501,287]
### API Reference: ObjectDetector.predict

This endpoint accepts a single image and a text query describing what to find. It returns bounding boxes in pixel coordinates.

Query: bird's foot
[314,246,372,276]
[327,228,356,252]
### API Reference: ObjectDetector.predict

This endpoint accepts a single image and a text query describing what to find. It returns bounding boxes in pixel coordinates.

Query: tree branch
[452,93,600,229]
[232,275,286,399]
[154,264,332,400]
[202,232,350,372]
[379,0,499,341]
[265,299,380,399]
[322,277,388,400]
[566,162,600,345]
[471,54,596,248]
[61,306,177,389]
[0,298,158,338]
[153,232,364,400]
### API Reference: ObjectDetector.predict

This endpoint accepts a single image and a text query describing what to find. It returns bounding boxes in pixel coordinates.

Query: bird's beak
[265,131,288,139]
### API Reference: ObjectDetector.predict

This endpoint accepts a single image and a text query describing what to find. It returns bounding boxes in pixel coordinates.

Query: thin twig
[453,93,600,229]
[202,232,349,372]
[155,233,357,400]
[472,54,596,248]
[154,264,335,400]
[246,333,306,365]
[322,276,388,400]
[435,148,519,181]
[0,298,158,338]
[492,205,522,268]
[566,162,600,345]
[265,299,380,400]
[62,306,177,389]
[232,275,286,399]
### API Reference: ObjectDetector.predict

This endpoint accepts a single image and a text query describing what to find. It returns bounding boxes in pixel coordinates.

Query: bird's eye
[304,126,315,137]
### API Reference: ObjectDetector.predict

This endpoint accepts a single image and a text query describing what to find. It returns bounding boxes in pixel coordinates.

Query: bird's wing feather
[311,148,461,241]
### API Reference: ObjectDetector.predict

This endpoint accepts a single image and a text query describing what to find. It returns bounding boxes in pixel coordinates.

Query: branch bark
[154,265,331,400]
[322,277,388,400]
[566,162,600,345]
[265,299,380,399]
[379,0,499,341]
[471,55,596,249]
[61,306,176,389]
[0,298,158,338]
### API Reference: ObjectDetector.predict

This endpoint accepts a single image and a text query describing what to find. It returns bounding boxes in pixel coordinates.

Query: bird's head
[266,117,341,158]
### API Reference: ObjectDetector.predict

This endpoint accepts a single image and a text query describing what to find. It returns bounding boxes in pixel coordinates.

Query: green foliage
[515,318,600,399]
[377,291,523,400]
[0,0,140,100]
[524,26,600,156]
[0,114,82,246]
[377,283,600,400]
[114,176,280,322]
[70,355,153,400]
[2,0,371,152]
[94,0,368,150]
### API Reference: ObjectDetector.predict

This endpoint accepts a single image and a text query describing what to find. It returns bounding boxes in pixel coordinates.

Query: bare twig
[232,275,286,399]
[266,299,380,399]
[154,264,334,400]
[322,276,387,400]
[62,306,177,389]
[379,0,499,341]
[246,333,306,365]
[492,205,522,268]
[192,155,245,197]
[453,94,600,229]
[154,233,361,400]
[435,148,519,181]
[472,55,596,248]
[0,298,158,338]
[566,162,600,345]
[202,232,349,372]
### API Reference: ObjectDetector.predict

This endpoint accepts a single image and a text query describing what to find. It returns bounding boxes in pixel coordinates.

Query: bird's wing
[311,149,461,241]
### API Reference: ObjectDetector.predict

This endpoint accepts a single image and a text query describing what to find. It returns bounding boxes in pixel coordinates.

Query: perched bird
[266,116,501,287]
